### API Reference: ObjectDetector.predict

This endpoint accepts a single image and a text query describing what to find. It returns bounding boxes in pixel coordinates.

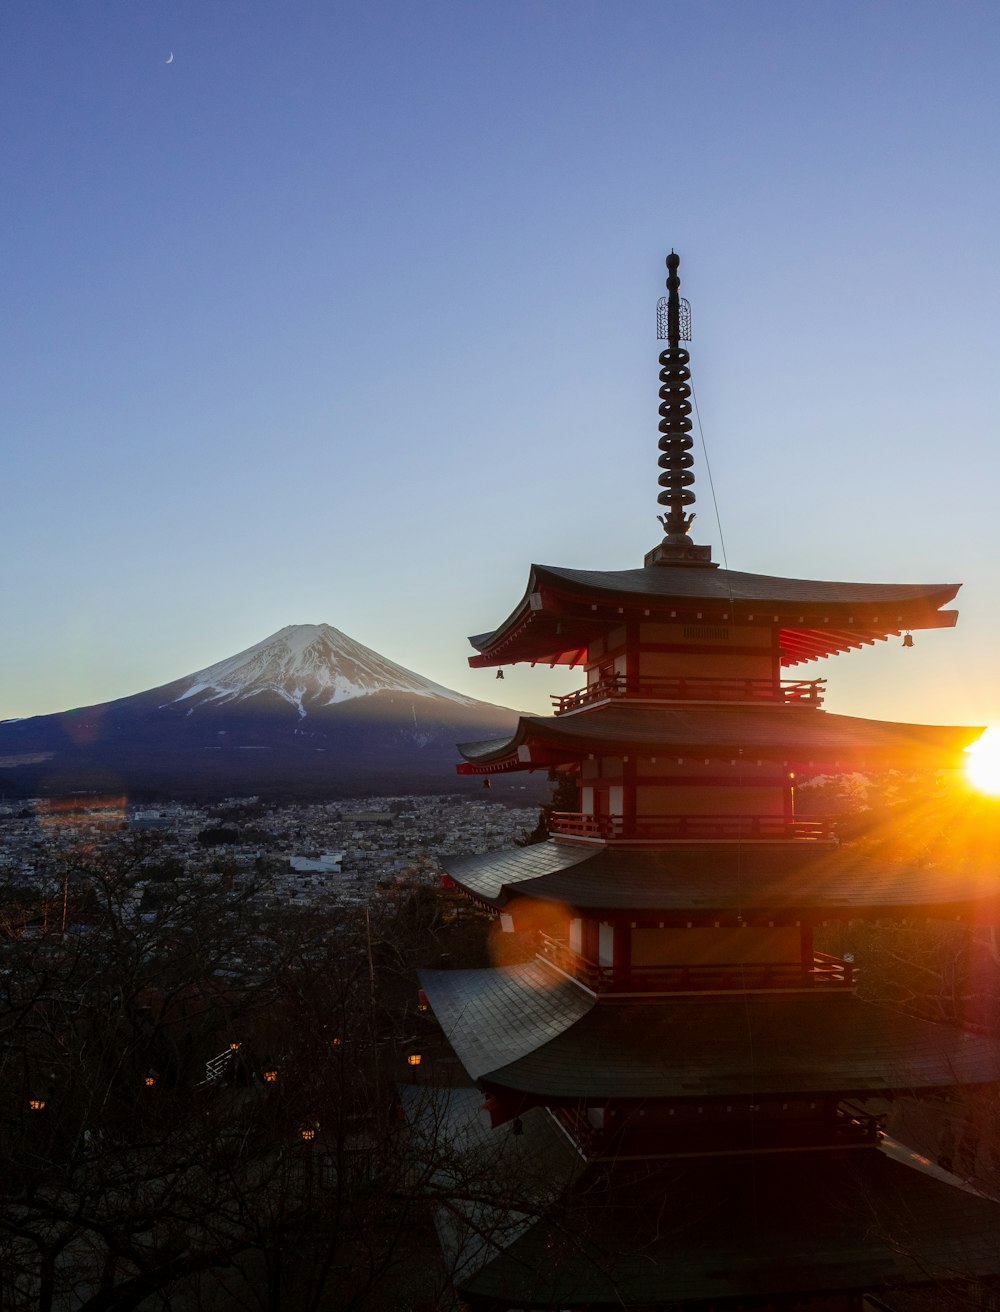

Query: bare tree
[0,833,562,1311]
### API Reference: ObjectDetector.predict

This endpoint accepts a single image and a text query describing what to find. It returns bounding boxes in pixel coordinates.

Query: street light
[262,1063,278,1084]
[300,1122,318,1142]
[407,1052,422,1067]
[28,1097,46,1112]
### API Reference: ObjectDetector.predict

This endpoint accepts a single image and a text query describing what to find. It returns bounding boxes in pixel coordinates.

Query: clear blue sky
[3,0,999,729]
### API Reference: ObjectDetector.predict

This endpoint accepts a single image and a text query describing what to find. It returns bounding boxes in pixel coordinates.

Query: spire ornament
[645,252,716,568]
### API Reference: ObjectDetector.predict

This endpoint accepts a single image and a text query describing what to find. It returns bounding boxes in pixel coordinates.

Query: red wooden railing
[551,674,825,715]
[538,933,855,993]
[550,812,833,842]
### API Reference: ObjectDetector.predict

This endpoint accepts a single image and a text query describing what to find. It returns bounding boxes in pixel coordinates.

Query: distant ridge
[0,625,530,801]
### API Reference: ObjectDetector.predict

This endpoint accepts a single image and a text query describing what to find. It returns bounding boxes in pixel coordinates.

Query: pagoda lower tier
[419,961,1000,1115]
[433,840,1000,1026]
[441,839,1000,920]
[425,1097,1000,1311]
[424,830,1000,1171]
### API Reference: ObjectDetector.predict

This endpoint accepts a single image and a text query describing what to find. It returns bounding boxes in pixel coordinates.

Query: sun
[965,728,1000,796]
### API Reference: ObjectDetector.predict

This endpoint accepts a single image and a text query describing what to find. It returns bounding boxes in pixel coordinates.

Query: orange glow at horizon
[965,729,1000,797]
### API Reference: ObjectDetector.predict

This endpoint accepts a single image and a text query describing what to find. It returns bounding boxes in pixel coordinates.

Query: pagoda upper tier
[468,562,959,668]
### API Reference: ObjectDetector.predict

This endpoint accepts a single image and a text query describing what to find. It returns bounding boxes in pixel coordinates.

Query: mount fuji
[0,625,522,800]
[167,624,484,717]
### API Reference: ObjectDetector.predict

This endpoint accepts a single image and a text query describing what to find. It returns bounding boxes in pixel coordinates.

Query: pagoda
[418,254,1000,1311]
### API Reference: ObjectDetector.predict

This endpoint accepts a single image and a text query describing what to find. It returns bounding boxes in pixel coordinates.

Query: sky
[2,0,999,731]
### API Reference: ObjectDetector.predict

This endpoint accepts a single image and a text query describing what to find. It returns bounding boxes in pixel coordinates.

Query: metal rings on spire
[657,253,695,538]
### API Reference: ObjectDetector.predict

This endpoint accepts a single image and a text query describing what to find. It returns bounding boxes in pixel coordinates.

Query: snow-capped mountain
[0,625,522,800]
[169,624,478,716]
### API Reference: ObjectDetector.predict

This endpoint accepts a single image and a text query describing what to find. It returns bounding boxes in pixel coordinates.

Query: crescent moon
[166,52,174,64]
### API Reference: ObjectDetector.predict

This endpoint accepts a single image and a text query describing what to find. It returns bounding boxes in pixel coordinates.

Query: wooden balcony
[539,934,855,995]
[551,674,825,715]
[550,812,833,844]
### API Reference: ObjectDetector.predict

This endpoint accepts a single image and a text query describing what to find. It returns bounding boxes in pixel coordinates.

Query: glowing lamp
[407,1052,422,1067]
[263,1067,278,1084]
[229,1041,241,1052]
[144,1072,157,1088]
[28,1097,46,1112]
[300,1124,317,1141]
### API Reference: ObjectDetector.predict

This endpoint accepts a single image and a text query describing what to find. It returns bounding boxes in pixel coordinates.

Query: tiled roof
[444,840,1000,915]
[538,563,960,606]
[448,1145,1000,1306]
[418,962,591,1081]
[458,703,980,767]
[418,965,1000,1099]
[468,563,961,668]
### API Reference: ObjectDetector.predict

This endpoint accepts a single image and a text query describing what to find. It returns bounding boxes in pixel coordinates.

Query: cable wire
[690,381,729,572]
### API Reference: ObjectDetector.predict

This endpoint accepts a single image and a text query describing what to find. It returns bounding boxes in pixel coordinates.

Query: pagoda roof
[419,962,1000,1100]
[457,703,980,772]
[442,839,1000,918]
[469,563,961,668]
[439,1134,1000,1307]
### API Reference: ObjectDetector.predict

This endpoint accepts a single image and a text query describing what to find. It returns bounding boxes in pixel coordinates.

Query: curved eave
[456,705,982,774]
[442,840,1000,919]
[419,964,1000,1101]
[453,1149,1000,1307]
[468,564,960,669]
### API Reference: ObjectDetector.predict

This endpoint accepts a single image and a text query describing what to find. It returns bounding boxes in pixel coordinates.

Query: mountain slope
[0,625,524,800]
[167,624,478,716]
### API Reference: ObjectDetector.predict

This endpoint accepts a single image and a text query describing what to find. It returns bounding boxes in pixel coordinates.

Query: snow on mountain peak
[172,624,478,715]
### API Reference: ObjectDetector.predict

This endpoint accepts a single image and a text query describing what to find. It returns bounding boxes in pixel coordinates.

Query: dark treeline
[0,832,549,1311]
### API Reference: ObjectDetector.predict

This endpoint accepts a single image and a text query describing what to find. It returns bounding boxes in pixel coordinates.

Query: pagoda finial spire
[646,252,715,568]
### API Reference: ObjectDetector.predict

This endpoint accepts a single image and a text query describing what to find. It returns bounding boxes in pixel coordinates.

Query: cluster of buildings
[0,793,539,911]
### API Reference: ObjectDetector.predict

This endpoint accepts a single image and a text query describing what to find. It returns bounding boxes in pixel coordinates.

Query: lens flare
[965,729,1000,796]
